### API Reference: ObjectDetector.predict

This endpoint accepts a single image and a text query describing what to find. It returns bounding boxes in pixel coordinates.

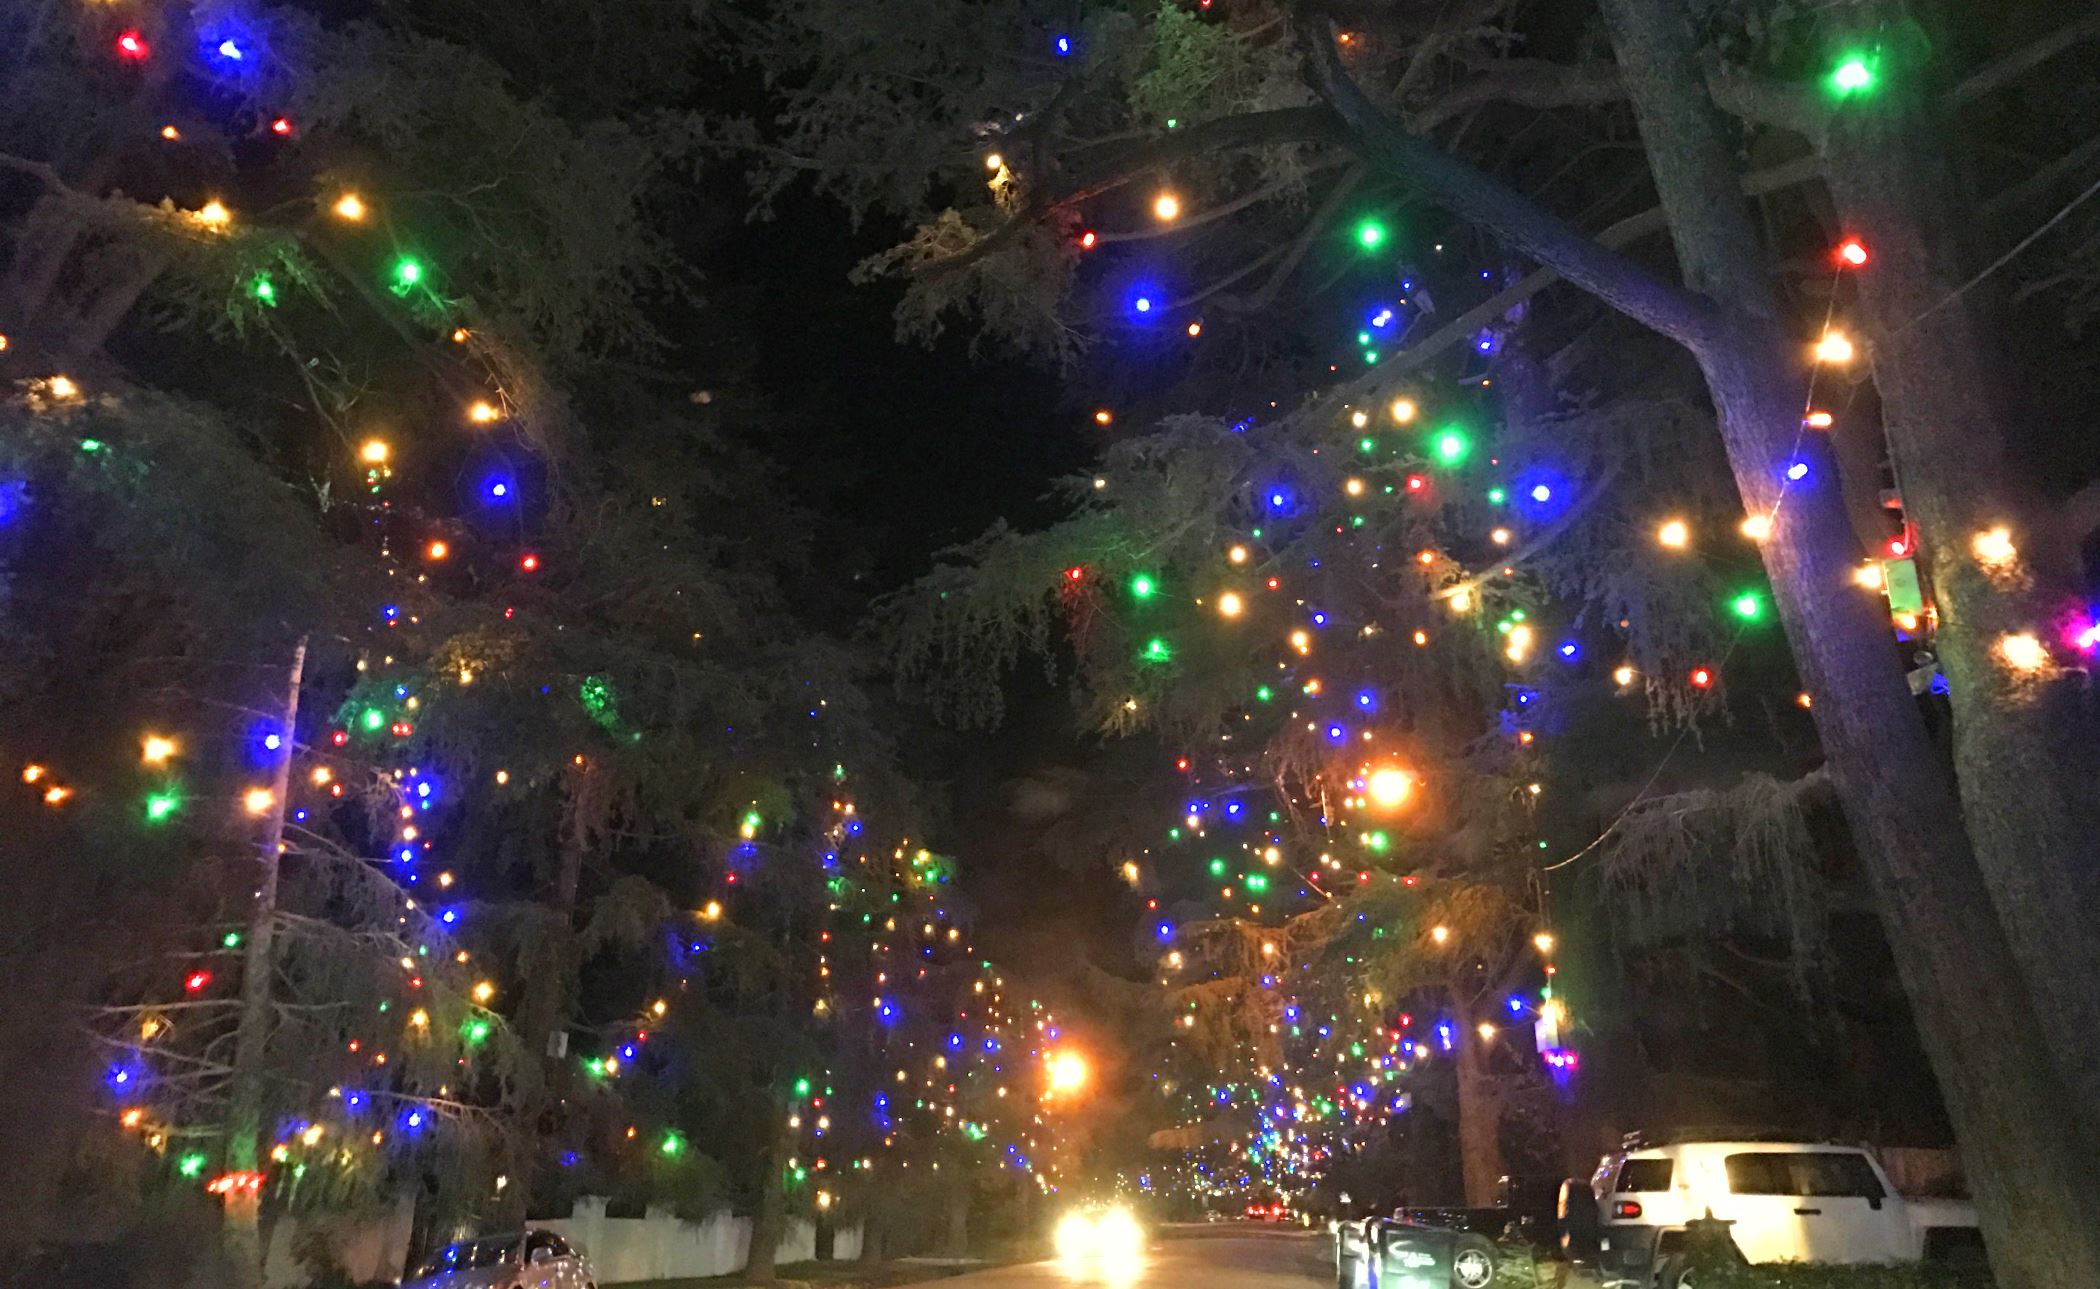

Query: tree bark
[1298,2,2100,1279]
[744,1124,790,1284]
[1591,2,2100,1283]
[941,1181,971,1257]
[1818,0,2100,1127]
[1452,1021,1506,1207]
[223,637,309,1289]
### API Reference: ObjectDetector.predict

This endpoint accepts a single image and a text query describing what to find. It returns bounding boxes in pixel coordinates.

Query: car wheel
[1449,1235,1497,1289]
[1653,1254,1694,1289]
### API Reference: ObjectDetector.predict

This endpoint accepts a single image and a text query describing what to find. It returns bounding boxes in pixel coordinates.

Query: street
[938,1227,1329,1289]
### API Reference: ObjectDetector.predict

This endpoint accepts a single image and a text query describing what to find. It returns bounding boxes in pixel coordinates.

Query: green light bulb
[1142,637,1173,663]
[1355,220,1387,250]
[1130,573,1157,601]
[1829,55,1875,97]
[250,275,276,305]
[145,791,181,823]
[392,258,423,291]
[1732,592,1764,621]
[1432,428,1470,466]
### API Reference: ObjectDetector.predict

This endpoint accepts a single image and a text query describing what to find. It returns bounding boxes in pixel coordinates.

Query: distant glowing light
[984,153,1004,171]
[1355,219,1387,250]
[1366,767,1413,811]
[1504,623,1534,663]
[1431,429,1470,466]
[216,38,246,60]
[332,193,367,221]
[1999,633,2049,673]
[360,439,390,464]
[1129,573,1157,600]
[1389,398,1417,424]
[141,736,178,765]
[1741,514,1773,541]
[1813,330,1856,364]
[1835,238,1869,267]
[117,29,151,59]
[1656,518,1690,549]
[1730,591,1764,621]
[194,200,232,228]
[1972,526,2016,568]
[1613,665,1636,687]
[1153,193,1182,222]
[243,788,275,815]
[1530,484,1552,503]
[1689,666,1714,689]
[1430,926,1450,946]
[1217,592,1245,619]
[1829,55,1876,97]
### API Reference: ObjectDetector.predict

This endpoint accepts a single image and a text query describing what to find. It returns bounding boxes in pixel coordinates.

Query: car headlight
[1095,1208,1144,1260]
[1055,1213,1097,1262]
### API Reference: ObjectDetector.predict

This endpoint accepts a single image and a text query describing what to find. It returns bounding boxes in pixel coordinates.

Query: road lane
[938,1227,1330,1289]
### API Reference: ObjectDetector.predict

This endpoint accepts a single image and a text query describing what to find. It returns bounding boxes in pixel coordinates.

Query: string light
[243,787,275,815]
[1740,514,1773,541]
[141,735,178,765]
[1834,238,1870,267]
[1365,767,1413,811]
[1217,593,1244,619]
[1656,519,1690,549]
[193,201,231,229]
[1813,330,1856,364]
[1153,193,1182,222]
[332,193,367,221]
[360,439,390,464]
[467,400,501,424]
[1972,526,2016,568]
[1998,633,2049,673]
[1389,398,1417,423]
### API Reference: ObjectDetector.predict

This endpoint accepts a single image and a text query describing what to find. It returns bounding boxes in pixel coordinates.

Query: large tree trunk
[223,638,308,1289]
[1452,1021,1505,1207]
[1594,2,2100,1283]
[1818,1,2100,1126]
[941,1181,971,1258]
[744,1125,790,1284]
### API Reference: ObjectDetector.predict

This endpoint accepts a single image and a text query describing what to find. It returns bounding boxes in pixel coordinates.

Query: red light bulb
[1835,238,1869,268]
[116,29,150,60]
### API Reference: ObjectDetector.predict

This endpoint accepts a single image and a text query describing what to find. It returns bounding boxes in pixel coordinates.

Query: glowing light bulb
[332,193,367,221]
[1614,665,1635,687]
[1689,666,1714,689]
[141,736,178,765]
[1533,932,1556,953]
[1504,623,1534,663]
[1813,330,1856,364]
[1186,321,1202,337]
[701,900,723,921]
[194,200,231,228]
[1366,767,1413,811]
[1998,633,2049,673]
[1389,398,1418,424]
[1093,409,1113,426]
[116,29,150,59]
[243,787,276,815]
[1430,926,1450,946]
[1153,192,1182,222]
[360,439,390,464]
[1350,410,1369,429]
[1835,238,1869,267]
[1852,563,1885,591]
[1289,629,1311,654]
[1740,514,1772,541]
[1228,545,1249,564]
[1355,219,1387,250]
[1217,592,1245,618]
[392,258,423,289]
[1804,411,1834,429]
[467,400,501,424]
[985,153,1004,171]
[1656,519,1690,549]
[1829,56,1876,97]
[160,125,180,140]
[1972,526,2016,567]
[1345,477,1365,497]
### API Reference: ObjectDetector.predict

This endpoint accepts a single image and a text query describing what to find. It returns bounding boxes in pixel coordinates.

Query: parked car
[1581,1138,1984,1286]
[401,1230,596,1289]
[1334,1215,1501,1289]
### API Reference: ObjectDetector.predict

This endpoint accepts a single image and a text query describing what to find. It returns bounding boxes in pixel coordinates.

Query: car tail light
[1612,1200,1642,1219]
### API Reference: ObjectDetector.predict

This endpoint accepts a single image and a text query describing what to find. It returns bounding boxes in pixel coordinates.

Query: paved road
[937,1227,1330,1289]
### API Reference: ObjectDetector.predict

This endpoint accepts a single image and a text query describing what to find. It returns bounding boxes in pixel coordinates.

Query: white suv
[1586,1139,1981,1285]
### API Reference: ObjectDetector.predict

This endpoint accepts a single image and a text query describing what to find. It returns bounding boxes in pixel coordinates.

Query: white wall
[536,1199,862,1284]
[264,1198,860,1286]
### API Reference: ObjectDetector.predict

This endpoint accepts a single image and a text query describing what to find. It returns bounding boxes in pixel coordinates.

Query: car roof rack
[1620,1127,1833,1151]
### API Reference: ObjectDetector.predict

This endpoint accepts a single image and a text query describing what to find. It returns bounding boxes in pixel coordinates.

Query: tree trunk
[499,789,591,1225]
[1594,3,2100,1283]
[1819,0,2100,1127]
[222,637,309,1289]
[745,1125,789,1284]
[941,1182,971,1258]
[858,1209,887,1264]
[1452,1021,1505,1207]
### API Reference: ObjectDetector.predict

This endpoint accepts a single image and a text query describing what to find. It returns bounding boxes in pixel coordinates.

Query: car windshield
[410,1236,520,1276]
[1725,1152,1887,1199]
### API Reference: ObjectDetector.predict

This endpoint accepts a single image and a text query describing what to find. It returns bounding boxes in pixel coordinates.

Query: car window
[1614,1158,1674,1192]
[526,1231,572,1258]
[1725,1152,1886,1199]
[411,1237,520,1276]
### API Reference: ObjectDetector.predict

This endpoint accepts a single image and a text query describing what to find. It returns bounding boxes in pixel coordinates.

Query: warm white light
[360,439,390,465]
[1656,518,1690,549]
[1505,623,1534,663]
[1366,766,1413,811]
[1153,192,1181,222]
[467,400,502,424]
[1490,527,1512,546]
[1852,563,1885,591]
[141,735,178,765]
[1228,545,1249,564]
[1533,932,1555,953]
[1349,410,1369,429]
[194,200,232,228]
[1972,526,2016,568]
[1814,330,1856,364]
[1389,398,1417,423]
[1613,664,1636,687]
[1217,592,1244,618]
[243,788,275,816]
[1999,633,2049,673]
[1046,1050,1090,1093]
[1740,514,1772,541]
[1429,925,1450,945]
[332,193,367,221]
[985,153,1004,171]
